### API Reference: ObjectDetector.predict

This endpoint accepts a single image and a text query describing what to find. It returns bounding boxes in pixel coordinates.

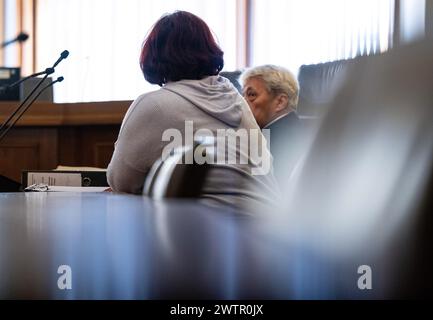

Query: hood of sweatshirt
[162,75,244,127]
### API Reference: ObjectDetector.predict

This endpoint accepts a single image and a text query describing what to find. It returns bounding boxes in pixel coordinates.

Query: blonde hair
[241,64,299,110]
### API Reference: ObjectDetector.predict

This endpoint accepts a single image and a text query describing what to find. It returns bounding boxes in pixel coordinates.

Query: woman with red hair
[107,11,277,210]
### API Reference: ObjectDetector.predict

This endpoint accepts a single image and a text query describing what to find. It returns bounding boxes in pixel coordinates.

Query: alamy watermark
[57,265,72,290]
[160,121,271,176]
[55,264,373,293]
[357,265,372,290]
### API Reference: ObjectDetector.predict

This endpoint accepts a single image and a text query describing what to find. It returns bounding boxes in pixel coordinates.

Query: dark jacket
[264,111,303,185]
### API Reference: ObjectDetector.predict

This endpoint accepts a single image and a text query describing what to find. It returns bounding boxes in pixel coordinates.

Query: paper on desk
[25,184,110,192]
[55,165,107,172]
[48,186,110,192]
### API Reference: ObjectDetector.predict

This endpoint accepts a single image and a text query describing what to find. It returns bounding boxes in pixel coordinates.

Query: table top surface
[0,192,429,299]
[0,192,267,299]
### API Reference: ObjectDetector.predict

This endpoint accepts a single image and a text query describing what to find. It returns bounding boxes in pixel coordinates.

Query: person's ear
[274,94,289,112]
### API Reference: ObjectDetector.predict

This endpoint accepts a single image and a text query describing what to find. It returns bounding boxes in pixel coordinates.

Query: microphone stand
[0,72,51,137]
[0,77,64,143]
[0,50,69,192]
[0,32,29,49]
[0,68,54,95]
[0,74,51,191]
[0,50,68,134]
[0,76,64,192]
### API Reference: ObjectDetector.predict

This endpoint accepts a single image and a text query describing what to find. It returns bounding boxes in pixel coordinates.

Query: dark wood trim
[393,0,401,48]
[235,0,248,69]
[17,0,21,65]
[0,0,4,64]
[32,0,36,73]
[245,0,252,67]
[426,0,433,39]
[0,100,131,126]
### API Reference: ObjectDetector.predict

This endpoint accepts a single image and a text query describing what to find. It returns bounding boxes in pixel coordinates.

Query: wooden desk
[0,192,430,299]
[0,101,131,182]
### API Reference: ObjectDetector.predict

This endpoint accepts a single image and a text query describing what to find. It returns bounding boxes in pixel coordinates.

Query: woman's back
[107,11,279,210]
[107,76,279,210]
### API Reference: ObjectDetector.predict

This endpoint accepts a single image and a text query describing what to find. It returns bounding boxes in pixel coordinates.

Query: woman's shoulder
[119,90,163,126]
[132,87,187,110]
[125,89,172,115]
[123,86,192,127]
[134,88,170,104]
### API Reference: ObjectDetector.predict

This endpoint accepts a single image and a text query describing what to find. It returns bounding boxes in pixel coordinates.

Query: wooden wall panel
[94,142,117,168]
[58,125,120,168]
[0,127,58,182]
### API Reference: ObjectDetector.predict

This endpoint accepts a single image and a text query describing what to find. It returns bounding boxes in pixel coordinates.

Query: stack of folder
[21,166,108,188]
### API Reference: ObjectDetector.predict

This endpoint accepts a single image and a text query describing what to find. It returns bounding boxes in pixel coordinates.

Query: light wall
[4,0,431,103]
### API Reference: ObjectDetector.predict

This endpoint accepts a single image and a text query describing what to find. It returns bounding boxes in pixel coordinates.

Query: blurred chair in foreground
[143,138,213,199]
[274,39,433,298]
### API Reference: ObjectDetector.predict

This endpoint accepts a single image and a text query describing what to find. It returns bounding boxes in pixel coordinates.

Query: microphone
[0,50,69,139]
[52,50,69,68]
[0,68,55,95]
[27,76,64,103]
[0,76,64,144]
[0,32,29,48]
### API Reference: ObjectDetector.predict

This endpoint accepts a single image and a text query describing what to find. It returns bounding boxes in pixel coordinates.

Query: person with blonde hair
[241,65,302,184]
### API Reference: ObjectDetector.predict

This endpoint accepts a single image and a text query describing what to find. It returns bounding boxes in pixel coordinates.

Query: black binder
[22,170,108,188]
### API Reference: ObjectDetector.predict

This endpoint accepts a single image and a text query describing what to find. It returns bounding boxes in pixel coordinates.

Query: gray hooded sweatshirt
[107,76,279,211]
